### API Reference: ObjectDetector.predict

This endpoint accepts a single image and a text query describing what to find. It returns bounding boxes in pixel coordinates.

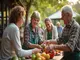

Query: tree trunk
[23,0,33,44]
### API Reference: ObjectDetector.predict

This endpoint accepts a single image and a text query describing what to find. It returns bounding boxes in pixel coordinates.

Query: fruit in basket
[40,56,46,60]
[11,56,18,60]
[36,57,42,60]
[32,52,50,60]
[55,50,61,55]
[41,45,49,53]
[41,52,46,57]
[49,50,54,59]
[46,54,50,60]
[32,54,36,60]
[36,53,41,57]
[40,44,46,52]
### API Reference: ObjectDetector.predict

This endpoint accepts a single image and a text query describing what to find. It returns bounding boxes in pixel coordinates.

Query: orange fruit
[36,57,42,60]
[40,56,46,60]
[41,52,46,58]
[36,53,41,57]
[46,54,50,60]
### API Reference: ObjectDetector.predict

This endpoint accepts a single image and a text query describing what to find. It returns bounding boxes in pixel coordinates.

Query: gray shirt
[0,23,32,60]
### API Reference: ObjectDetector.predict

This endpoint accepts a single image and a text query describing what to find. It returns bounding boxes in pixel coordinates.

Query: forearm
[17,49,33,57]
[28,44,40,48]
[49,40,58,44]
[52,44,71,51]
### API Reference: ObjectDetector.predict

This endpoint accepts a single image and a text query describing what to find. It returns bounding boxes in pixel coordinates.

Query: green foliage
[19,0,68,28]
[75,15,80,24]
[29,0,68,20]
[30,0,68,28]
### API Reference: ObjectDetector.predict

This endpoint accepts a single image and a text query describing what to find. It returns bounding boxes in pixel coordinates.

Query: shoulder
[7,23,19,32]
[52,25,57,30]
[73,20,79,29]
[25,23,30,30]
[3,23,19,38]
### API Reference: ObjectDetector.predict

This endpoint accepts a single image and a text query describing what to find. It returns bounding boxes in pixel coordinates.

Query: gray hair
[44,18,52,23]
[61,5,73,15]
[31,11,40,20]
[44,18,54,26]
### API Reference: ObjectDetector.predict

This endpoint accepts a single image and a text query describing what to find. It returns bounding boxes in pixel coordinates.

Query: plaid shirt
[57,19,80,52]
[23,23,41,49]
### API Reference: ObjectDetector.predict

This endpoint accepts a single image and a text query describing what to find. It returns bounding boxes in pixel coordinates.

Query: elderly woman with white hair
[43,18,58,41]
[44,5,80,60]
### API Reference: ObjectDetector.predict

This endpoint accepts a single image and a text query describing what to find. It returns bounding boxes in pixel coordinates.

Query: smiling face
[31,18,39,28]
[45,20,52,31]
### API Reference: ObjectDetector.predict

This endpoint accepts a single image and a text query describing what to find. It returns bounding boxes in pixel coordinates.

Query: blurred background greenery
[0,0,80,29]
[19,0,80,28]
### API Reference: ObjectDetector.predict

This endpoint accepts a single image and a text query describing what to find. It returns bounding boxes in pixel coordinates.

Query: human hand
[35,44,42,49]
[32,48,41,54]
[45,44,54,52]
[43,40,51,45]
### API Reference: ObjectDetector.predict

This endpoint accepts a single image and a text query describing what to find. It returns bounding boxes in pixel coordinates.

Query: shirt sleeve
[66,25,80,52]
[24,25,30,48]
[10,27,32,57]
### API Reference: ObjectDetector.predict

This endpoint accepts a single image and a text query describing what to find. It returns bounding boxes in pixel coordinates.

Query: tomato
[49,50,54,59]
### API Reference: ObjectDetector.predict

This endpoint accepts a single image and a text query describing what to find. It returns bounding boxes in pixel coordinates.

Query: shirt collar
[66,19,74,28]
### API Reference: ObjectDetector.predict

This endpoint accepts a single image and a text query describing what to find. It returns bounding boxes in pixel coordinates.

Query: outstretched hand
[32,48,41,54]
[42,40,51,45]
[45,44,54,52]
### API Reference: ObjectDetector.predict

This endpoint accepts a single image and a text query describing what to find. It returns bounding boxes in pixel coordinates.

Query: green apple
[32,54,36,60]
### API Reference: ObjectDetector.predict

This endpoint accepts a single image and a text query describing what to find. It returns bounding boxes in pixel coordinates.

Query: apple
[11,56,18,60]
[36,57,42,60]
[41,52,46,58]
[36,53,41,57]
[40,56,46,60]
[32,54,36,60]
[46,54,50,60]
[49,50,54,59]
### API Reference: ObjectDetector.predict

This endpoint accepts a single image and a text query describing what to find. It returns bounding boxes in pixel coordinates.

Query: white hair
[61,5,73,15]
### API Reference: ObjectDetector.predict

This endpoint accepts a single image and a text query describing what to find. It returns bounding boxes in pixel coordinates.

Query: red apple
[49,50,54,59]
